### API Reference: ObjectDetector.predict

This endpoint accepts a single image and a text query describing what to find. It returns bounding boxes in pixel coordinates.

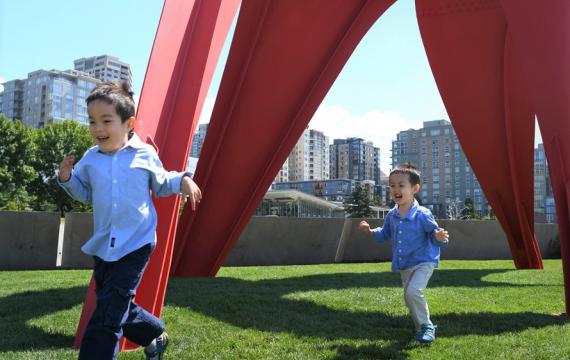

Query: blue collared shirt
[372,200,448,271]
[58,135,188,261]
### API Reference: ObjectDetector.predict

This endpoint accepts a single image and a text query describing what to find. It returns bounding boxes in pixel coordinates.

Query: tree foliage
[461,197,475,219]
[0,116,36,210]
[343,184,373,218]
[30,120,94,215]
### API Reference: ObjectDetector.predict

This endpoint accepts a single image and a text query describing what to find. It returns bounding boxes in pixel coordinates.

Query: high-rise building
[288,128,330,181]
[190,123,209,158]
[392,119,486,218]
[0,79,25,120]
[534,144,548,219]
[74,55,132,85]
[330,137,380,183]
[534,143,557,223]
[274,160,289,183]
[1,69,100,127]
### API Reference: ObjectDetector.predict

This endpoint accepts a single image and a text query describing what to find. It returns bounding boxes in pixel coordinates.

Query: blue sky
[0,0,539,173]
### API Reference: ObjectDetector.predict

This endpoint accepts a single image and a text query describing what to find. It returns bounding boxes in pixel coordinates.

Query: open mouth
[96,136,110,142]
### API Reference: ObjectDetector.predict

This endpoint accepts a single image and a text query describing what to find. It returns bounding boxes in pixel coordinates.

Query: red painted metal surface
[500,0,570,313]
[74,0,570,349]
[73,0,240,349]
[415,0,543,269]
[172,0,397,276]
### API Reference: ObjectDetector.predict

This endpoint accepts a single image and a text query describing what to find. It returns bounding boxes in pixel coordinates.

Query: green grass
[0,260,569,359]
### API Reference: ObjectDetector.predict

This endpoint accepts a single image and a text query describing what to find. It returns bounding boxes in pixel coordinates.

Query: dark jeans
[78,244,165,360]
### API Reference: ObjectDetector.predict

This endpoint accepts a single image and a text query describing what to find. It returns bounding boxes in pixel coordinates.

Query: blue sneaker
[415,324,436,343]
[144,332,169,360]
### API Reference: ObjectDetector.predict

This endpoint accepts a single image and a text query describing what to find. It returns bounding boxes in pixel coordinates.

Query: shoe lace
[421,324,434,335]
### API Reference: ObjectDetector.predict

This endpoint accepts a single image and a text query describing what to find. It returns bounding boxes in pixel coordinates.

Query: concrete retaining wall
[224,217,345,266]
[0,211,562,269]
[0,211,60,270]
[61,212,93,269]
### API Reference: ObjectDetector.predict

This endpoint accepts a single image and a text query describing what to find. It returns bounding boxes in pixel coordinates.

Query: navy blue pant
[78,244,165,360]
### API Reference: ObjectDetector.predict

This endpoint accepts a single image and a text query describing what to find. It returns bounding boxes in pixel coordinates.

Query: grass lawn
[0,260,568,359]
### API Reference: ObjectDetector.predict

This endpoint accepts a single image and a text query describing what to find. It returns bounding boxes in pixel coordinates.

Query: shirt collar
[126,133,146,149]
[96,133,146,154]
[394,199,419,219]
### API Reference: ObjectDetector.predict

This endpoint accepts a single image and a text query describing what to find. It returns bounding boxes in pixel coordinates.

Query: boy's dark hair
[389,162,421,186]
[86,80,135,122]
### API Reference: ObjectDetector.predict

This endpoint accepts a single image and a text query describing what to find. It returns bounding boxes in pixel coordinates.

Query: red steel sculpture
[74,0,570,349]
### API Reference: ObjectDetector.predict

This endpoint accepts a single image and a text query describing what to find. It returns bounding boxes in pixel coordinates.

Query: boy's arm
[57,156,92,204]
[421,211,449,248]
[360,217,391,242]
[146,150,195,198]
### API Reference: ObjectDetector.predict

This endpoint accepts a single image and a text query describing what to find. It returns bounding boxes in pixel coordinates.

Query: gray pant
[400,262,434,330]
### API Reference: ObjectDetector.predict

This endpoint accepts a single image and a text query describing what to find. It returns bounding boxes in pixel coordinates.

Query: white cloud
[190,100,542,174]
[194,99,418,173]
[0,77,5,93]
[309,104,422,173]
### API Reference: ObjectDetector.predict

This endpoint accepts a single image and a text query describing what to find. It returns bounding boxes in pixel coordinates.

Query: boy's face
[87,99,134,153]
[389,173,420,208]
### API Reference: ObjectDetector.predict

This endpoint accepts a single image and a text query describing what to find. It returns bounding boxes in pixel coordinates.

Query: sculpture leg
[415,0,542,269]
[500,0,570,313]
[172,0,396,276]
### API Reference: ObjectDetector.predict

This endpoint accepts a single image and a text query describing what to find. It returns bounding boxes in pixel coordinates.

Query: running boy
[359,163,449,343]
[58,81,201,359]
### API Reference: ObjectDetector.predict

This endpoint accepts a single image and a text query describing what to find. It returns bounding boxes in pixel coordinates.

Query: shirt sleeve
[146,150,190,197]
[57,158,92,204]
[420,210,448,248]
[371,214,392,242]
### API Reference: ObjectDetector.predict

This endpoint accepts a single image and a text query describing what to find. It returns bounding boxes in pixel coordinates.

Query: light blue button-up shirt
[58,135,188,261]
[372,200,448,271]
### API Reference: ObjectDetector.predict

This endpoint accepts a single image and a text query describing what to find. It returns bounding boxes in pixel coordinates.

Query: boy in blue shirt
[58,81,201,359]
[359,163,449,343]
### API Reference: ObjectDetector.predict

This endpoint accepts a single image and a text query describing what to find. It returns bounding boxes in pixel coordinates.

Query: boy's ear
[413,183,421,194]
[127,116,136,131]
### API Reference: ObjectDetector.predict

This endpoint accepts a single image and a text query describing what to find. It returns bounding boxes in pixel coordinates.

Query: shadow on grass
[166,269,567,359]
[0,286,86,352]
[0,269,564,358]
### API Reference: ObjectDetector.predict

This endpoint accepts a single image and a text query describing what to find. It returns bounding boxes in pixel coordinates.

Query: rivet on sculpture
[74,0,570,349]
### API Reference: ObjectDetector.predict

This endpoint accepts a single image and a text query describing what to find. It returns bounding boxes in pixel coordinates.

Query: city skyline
[1,0,542,173]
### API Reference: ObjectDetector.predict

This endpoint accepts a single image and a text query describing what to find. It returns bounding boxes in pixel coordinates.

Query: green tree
[344,184,373,218]
[461,197,475,219]
[0,116,36,210]
[30,120,94,215]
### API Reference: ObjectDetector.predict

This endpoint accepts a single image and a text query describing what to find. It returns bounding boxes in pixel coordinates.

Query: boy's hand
[358,220,372,235]
[59,154,76,182]
[181,176,202,211]
[435,228,449,243]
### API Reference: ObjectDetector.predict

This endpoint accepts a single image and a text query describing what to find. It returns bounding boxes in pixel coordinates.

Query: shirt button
[398,231,402,234]
[113,203,117,207]
[398,249,402,253]
[398,241,402,244]
[113,179,117,184]
[113,157,118,161]
[400,221,402,223]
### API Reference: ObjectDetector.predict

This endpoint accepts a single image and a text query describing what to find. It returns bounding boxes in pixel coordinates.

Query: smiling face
[389,172,420,210]
[87,99,134,153]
